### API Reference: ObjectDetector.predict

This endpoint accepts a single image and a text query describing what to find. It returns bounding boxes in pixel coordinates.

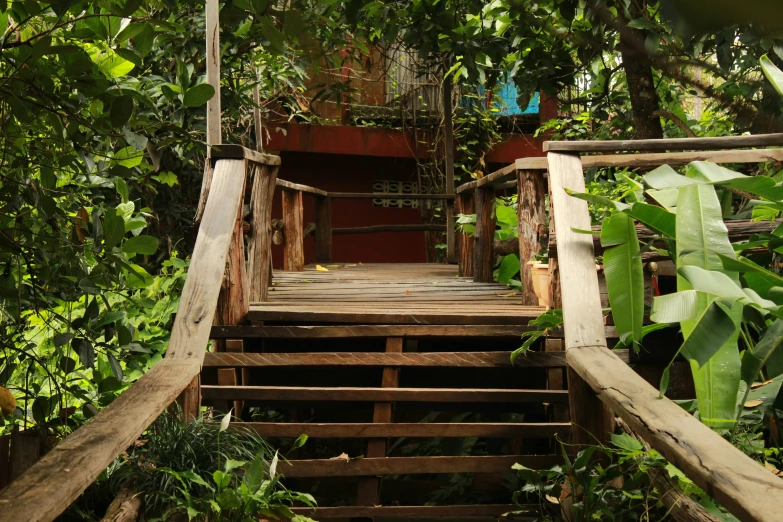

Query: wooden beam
[455,164,516,194]
[456,193,475,277]
[291,505,534,518]
[282,190,305,271]
[202,351,567,368]
[209,325,535,338]
[444,77,457,263]
[205,0,220,147]
[276,178,327,197]
[210,144,281,166]
[548,150,783,522]
[328,192,455,200]
[281,455,560,477]
[332,224,446,235]
[517,170,547,306]
[247,163,279,301]
[314,196,332,263]
[473,187,495,283]
[544,133,783,153]
[201,386,568,403]
[236,422,571,438]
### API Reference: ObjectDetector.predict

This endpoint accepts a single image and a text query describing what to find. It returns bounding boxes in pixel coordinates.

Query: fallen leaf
[765,462,782,476]
[545,494,560,504]
[744,399,764,408]
[497,291,519,297]
[316,265,329,271]
[404,290,412,295]
[751,379,775,389]
[330,452,350,461]
[343,264,357,267]
[327,264,340,268]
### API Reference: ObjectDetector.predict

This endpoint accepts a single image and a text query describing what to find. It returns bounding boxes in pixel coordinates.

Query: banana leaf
[601,212,644,345]
[761,54,783,97]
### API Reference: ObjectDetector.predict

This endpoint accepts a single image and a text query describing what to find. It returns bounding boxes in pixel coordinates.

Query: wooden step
[236,422,571,438]
[247,304,544,325]
[201,386,568,403]
[281,455,559,477]
[210,325,534,338]
[202,351,567,368]
[290,504,535,519]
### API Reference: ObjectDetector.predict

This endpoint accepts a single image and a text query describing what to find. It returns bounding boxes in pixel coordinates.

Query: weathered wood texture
[248,306,543,325]
[517,170,547,306]
[211,144,281,165]
[548,150,783,522]
[248,163,279,301]
[473,187,496,283]
[282,190,305,271]
[291,504,533,519]
[205,0,221,148]
[332,224,446,234]
[210,325,534,339]
[545,339,568,424]
[201,386,568,403]
[0,359,201,522]
[168,159,247,359]
[202,351,569,368]
[456,193,475,277]
[455,163,517,194]
[101,483,141,522]
[276,178,327,197]
[9,430,39,481]
[237,422,571,438]
[175,376,200,423]
[544,133,783,153]
[314,196,332,263]
[281,455,560,477]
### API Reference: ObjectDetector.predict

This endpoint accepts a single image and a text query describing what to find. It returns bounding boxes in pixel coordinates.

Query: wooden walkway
[250,263,546,324]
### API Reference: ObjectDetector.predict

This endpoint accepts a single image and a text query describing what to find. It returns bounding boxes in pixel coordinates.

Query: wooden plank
[211,144,281,166]
[314,196,332,263]
[205,0,220,148]
[515,148,783,171]
[549,149,783,522]
[246,306,546,325]
[175,376,200,423]
[544,133,783,153]
[545,339,568,424]
[282,190,305,271]
[444,78,457,264]
[202,351,566,368]
[517,170,547,306]
[0,359,201,522]
[328,193,455,200]
[247,163,279,301]
[236,422,571,438]
[168,159,247,359]
[281,455,560,477]
[291,505,533,518]
[276,178,327,197]
[456,193,475,278]
[455,163,516,194]
[9,430,39,481]
[201,386,568,403]
[210,325,534,338]
[473,187,495,283]
[333,224,446,235]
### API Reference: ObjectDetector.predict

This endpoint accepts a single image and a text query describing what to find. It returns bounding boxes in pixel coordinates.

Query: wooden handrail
[547,149,783,522]
[276,178,328,198]
[544,133,783,153]
[0,156,274,522]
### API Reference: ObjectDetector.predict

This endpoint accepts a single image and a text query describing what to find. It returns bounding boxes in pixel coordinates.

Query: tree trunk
[619,28,664,140]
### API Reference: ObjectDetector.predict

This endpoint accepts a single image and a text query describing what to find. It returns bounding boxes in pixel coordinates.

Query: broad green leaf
[110,95,134,128]
[741,319,783,385]
[761,54,783,97]
[717,254,783,297]
[568,191,630,211]
[610,432,643,452]
[122,235,158,255]
[679,299,737,368]
[624,202,675,238]
[601,213,644,345]
[113,146,144,168]
[644,165,700,190]
[243,456,265,494]
[646,188,679,211]
[497,254,520,284]
[224,459,246,473]
[183,84,216,107]
[677,266,746,302]
[83,43,135,78]
[125,264,153,288]
[686,161,746,184]
[117,201,135,221]
[104,208,125,249]
[213,470,231,489]
[651,289,699,323]
[495,204,517,227]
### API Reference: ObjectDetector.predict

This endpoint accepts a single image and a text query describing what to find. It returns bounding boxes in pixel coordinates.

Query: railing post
[248,163,279,301]
[473,186,495,283]
[282,189,305,271]
[314,196,332,263]
[517,169,547,306]
[456,192,474,277]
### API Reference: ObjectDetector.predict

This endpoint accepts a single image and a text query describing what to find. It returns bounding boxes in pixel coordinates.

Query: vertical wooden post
[356,337,403,508]
[314,196,332,263]
[547,151,613,448]
[443,78,456,263]
[282,190,305,271]
[547,176,562,309]
[248,163,279,301]
[176,375,201,423]
[456,192,474,277]
[545,338,568,425]
[517,169,548,306]
[473,186,495,283]
[0,435,9,490]
[9,428,39,481]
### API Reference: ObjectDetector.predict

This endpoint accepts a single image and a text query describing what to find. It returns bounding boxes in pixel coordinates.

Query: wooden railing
[453,133,783,522]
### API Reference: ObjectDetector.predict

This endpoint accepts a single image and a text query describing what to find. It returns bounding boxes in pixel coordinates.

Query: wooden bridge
[4,135,783,521]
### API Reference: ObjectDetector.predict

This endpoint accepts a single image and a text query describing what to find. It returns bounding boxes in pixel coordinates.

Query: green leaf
[72,338,95,369]
[107,352,123,381]
[110,95,134,128]
[213,470,231,489]
[224,459,246,473]
[651,290,699,323]
[494,204,517,227]
[104,208,125,249]
[113,146,144,168]
[125,264,153,288]
[183,84,216,107]
[243,456,265,494]
[761,54,783,97]
[601,213,644,345]
[644,165,700,190]
[677,266,746,302]
[624,202,675,238]
[680,299,737,368]
[497,254,520,284]
[610,432,643,452]
[122,235,158,255]
[676,184,737,276]
[115,177,129,203]
[686,161,746,184]
[134,23,156,57]
[568,191,629,211]
[741,319,783,385]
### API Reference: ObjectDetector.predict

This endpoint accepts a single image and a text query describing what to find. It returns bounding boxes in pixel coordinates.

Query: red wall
[271,152,429,266]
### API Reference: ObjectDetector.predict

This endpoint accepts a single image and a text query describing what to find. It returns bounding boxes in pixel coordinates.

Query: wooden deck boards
[248,263,545,324]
